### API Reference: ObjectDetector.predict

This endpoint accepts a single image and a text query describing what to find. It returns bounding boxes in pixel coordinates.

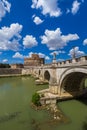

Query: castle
[24,54,44,68]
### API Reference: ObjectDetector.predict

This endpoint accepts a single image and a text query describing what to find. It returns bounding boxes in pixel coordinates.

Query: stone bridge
[22,56,87,95]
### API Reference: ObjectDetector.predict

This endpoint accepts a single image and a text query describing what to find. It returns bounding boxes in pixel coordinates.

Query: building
[24,54,44,67]
[11,64,24,69]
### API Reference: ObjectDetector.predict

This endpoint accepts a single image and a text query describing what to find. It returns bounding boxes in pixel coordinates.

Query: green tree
[0,63,10,68]
[32,93,41,106]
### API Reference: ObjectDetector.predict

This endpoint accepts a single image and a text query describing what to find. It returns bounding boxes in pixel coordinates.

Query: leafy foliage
[0,63,10,68]
[32,93,41,106]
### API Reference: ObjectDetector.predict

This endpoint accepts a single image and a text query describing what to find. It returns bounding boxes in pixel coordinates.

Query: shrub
[32,93,41,106]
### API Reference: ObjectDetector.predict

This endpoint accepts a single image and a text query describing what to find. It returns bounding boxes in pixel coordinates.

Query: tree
[32,93,41,106]
[0,63,10,68]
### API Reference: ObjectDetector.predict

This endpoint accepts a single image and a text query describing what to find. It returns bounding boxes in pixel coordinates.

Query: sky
[0,0,87,64]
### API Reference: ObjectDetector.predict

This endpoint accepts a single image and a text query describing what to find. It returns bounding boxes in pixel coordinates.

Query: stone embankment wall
[0,68,22,76]
[22,69,32,75]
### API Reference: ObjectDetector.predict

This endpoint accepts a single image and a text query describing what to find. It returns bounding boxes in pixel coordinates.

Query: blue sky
[0,0,87,64]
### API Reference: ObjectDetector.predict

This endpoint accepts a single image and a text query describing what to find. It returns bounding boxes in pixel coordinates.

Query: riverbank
[0,74,31,78]
[31,100,69,124]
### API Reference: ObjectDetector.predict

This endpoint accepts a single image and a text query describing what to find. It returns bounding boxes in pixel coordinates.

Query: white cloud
[31,0,62,17]
[38,53,50,60]
[13,52,24,59]
[28,52,33,57]
[0,0,11,21]
[33,16,44,25]
[58,50,65,54]
[50,51,59,56]
[38,52,45,58]
[50,50,65,55]
[41,28,79,50]
[45,56,50,60]
[71,0,81,15]
[28,52,45,58]
[23,35,38,48]
[83,39,87,45]
[28,52,50,60]
[0,23,23,51]
[2,59,8,63]
[69,46,85,57]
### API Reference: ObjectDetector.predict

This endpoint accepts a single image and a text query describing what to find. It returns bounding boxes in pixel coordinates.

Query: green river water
[0,76,87,130]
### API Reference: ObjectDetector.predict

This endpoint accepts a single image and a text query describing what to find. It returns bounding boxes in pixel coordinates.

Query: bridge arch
[59,67,87,94]
[44,70,50,81]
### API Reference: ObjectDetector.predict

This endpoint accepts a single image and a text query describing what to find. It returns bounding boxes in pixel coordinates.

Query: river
[0,76,87,130]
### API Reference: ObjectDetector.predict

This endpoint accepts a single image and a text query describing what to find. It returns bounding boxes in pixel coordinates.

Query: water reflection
[0,111,21,123]
[0,77,87,130]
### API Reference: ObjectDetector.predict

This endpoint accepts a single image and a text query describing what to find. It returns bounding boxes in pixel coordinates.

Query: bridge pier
[49,83,62,95]
[49,84,58,94]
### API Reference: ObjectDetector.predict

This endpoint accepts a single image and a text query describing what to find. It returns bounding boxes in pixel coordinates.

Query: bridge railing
[24,56,87,69]
[56,56,87,67]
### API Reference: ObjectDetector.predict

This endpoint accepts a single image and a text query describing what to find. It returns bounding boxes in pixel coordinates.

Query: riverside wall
[0,68,22,76]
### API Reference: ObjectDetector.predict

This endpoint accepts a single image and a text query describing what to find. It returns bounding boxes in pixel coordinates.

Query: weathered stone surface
[0,68,22,75]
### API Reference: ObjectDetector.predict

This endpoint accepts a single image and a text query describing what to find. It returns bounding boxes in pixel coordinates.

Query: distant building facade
[24,54,44,67]
[11,64,24,69]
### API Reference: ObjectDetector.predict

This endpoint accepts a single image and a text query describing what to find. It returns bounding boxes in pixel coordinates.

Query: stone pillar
[49,83,58,94]
[57,85,62,95]
[72,58,76,63]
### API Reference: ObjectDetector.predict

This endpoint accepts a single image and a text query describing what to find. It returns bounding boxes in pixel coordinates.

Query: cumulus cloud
[33,16,44,25]
[23,35,38,48]
[50,50,65,56]
[2,59,8,63]
[38,53,50,60]
[41,28,79,50]
[28,52,45,58]
[13,52,24,59]
[31,0,62,17]
[38,52,45,58]
[28,52,33,57]
[28,52,50,60]
[0,23,23,51]
[71,0,81,15]
[83,39,87,45]
[69,46,85,57]
[50,51,59,56]
[0,0,11,21]
[45,56,50,60]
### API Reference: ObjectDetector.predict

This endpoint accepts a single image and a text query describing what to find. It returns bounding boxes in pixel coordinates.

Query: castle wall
[24,54,44,67]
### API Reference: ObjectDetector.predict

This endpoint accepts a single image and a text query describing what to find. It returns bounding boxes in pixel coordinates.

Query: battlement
[56,56,87,67]
[43,56,87,68]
